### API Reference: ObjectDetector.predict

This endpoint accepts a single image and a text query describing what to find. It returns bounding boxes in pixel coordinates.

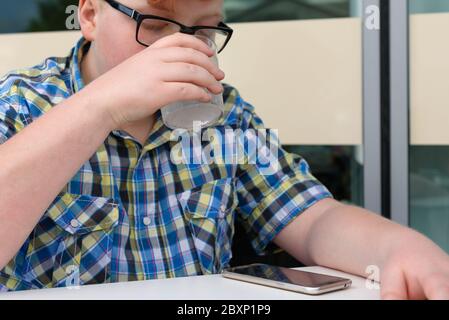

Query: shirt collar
[69,37,90,94]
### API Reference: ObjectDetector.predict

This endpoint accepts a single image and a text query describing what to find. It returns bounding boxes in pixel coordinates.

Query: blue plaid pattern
[0,37,333,291]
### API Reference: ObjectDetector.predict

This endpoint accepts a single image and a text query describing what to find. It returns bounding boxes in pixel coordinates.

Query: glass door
[409,0,449,253]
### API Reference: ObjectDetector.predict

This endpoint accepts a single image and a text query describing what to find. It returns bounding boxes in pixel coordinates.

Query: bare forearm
[0,85,114,269]
[274,198,434,278]
[303,202,425,277]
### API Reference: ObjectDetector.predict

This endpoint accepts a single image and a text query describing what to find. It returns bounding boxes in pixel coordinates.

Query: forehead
[142,0,223,13]
[146,0,174,12]
[136,0,224,21]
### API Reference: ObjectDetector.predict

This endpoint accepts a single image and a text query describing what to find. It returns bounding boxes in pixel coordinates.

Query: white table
[0,266,380,300]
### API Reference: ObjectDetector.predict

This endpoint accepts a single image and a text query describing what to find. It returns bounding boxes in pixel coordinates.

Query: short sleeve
[234,93,333,256]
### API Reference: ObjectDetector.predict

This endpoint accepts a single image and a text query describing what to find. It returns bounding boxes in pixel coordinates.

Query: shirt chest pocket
[179,178,238,275]
[24,193,120,288]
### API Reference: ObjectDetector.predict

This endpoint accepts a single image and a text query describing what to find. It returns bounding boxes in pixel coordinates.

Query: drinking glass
[161,35,224,130]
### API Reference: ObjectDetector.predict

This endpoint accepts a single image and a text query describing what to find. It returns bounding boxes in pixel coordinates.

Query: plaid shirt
[0,38,332,291]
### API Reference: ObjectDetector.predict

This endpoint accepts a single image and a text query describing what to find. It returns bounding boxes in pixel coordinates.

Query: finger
[157,47,225,81]
[380,266,409,300]
[423,276,449,300]
[429,286,449,300]
[161,62,224,94]
[150,32,215,57]
[162,82,212,104]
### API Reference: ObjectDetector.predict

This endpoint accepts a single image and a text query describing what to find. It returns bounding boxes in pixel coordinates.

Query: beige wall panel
[220,19,362,145]
[410,13,449,145]
[0,19,363,145]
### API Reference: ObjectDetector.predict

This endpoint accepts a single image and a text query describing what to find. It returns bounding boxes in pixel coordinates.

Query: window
[224,0,351,23]
[0,0,353,34]
[409,0,449,253]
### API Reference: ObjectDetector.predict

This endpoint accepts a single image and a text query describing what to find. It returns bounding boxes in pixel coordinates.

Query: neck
[80,44,97,86]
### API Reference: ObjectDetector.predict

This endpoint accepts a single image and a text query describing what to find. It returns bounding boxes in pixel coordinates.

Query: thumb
[380,265,409,300]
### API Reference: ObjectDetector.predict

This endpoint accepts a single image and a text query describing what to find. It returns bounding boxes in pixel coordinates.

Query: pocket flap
[45,193,120,235]
[179,178,237,219]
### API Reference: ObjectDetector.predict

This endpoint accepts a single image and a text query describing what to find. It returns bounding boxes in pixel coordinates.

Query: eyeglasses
[105,0,233,53]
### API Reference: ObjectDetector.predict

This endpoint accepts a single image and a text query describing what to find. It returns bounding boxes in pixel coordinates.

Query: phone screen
[228,264,349,288]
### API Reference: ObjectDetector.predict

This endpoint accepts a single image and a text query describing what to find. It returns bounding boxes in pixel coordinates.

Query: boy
[0,0,448,299]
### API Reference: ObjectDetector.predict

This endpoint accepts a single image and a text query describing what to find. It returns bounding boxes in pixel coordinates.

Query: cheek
[94,20,145,71]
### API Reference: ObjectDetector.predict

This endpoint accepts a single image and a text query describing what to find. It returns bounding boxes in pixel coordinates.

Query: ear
[78,0,100,41]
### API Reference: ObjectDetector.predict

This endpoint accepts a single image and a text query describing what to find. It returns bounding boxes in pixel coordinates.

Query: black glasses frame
[105,0,233,53]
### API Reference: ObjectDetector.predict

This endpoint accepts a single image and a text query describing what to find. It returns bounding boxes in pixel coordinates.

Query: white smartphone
[222,263,352,295]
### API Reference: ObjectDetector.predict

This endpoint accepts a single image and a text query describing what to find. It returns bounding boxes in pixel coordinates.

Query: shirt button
[220,205,227,212]
[70,219,80,228]
[143,217,152,226]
